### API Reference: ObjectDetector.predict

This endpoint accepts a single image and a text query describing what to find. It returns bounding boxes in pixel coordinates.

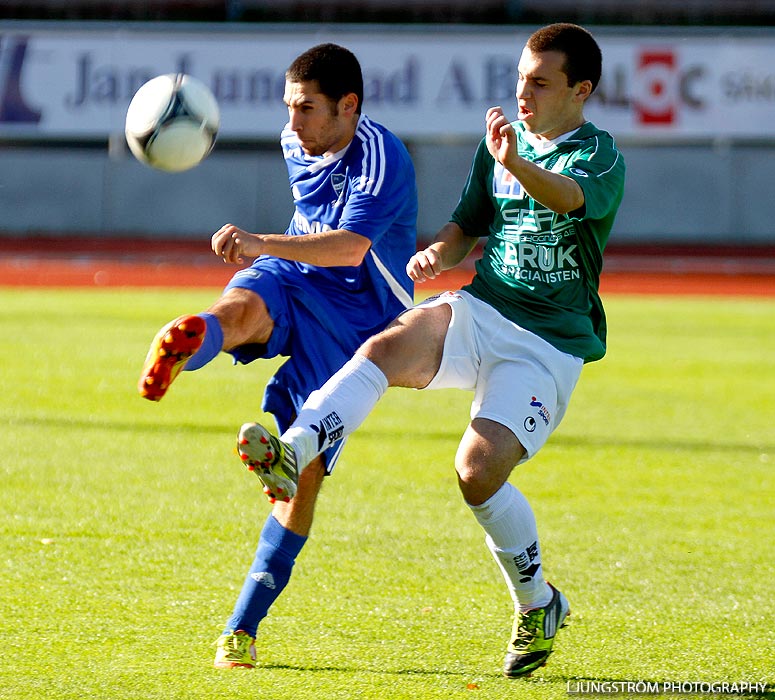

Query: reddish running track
[0,237,774,296]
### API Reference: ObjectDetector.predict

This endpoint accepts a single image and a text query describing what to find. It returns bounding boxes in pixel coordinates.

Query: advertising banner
[0,24,773,140]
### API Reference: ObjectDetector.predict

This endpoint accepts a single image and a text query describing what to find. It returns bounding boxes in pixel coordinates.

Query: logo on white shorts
[524,395,550,433]
[530,396,551,426]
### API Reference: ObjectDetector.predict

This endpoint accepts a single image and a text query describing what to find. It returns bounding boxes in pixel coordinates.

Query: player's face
[515,47,590,140]
[284,80,357,157]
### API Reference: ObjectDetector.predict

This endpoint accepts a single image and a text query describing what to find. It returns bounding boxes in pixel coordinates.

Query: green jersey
[452,121,625,363]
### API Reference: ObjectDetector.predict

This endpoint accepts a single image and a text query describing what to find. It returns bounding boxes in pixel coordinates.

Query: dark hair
[286,43,364,114]
[527,23,602,93]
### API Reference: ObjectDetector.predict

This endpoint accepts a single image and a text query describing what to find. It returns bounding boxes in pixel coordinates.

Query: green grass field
[1,287,773,700]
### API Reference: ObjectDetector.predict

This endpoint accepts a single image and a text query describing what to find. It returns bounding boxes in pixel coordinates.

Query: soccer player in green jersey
[235,23,625,677]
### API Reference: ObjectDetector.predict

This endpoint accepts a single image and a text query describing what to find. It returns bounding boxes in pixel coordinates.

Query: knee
[211,288,273,347]
[454,456,486,493]
[453,425,523,506]
[358,332,390,362]
[219,288,268,323]
[455,463,504,507]
[357,324,434,389]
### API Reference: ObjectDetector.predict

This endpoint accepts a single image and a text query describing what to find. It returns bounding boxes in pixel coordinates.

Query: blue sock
[224,514,307,637]
[184,313,223,371]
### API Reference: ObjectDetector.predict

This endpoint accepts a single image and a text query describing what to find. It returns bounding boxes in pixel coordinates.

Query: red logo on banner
[635,50,676,125]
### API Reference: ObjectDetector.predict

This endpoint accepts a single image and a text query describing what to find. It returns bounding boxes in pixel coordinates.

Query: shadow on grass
[258,662,499,678]
[9,414,774,456]
[551,432,774,456]
[250,664,775,698]
[7,413,238,436]
[360,426,774,457]
[256,662,534,688]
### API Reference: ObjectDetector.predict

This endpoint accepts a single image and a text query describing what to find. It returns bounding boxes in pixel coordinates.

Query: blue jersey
[225,114,417,467]
[281,113,417,316]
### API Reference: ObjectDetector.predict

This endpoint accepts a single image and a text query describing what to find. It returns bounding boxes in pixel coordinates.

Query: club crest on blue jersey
[331,173,346,197]
[278,114,416,310]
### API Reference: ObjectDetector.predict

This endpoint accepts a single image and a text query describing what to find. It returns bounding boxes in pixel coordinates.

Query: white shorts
[418,290,583,462]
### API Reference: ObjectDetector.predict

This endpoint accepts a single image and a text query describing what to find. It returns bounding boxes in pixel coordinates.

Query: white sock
[468,482,552,611]
[281,354,388,470]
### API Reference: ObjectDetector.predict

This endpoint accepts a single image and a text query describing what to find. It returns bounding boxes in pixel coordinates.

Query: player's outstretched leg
[503,583,570,677]
[138,314,206,401]
[237,422,299,503]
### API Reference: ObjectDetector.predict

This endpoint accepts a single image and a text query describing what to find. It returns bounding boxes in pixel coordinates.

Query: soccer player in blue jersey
[236,24,625,677]
[137,43,417,669]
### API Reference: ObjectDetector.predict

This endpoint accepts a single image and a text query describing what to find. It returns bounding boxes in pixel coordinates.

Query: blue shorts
[224,257,398,472]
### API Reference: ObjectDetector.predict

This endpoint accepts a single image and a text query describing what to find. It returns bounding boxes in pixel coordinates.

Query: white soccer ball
[125,73,220,172]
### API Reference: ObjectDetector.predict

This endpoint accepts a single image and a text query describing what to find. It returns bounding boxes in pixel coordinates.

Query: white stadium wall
[1,22,774,244]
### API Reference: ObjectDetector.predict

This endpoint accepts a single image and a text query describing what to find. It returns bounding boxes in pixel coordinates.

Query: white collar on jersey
[305,143,349,173]
[304,114,365,174]
[522,122,587,153]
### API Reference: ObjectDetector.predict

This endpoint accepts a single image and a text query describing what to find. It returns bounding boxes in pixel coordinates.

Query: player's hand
[407,246,443,283]
[485,106,516,166]
[211,224,262,264]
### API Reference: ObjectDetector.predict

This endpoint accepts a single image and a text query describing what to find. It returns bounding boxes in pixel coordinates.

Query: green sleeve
[562,135,626,222]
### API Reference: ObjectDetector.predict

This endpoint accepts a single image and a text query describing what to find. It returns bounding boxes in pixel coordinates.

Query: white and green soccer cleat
[237,422,299,504]
[213,630,256,669]
[503,583,570,677]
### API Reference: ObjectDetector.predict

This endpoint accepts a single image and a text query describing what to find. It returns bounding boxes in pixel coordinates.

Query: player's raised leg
[234,304,451,504]
[138,289,273,401]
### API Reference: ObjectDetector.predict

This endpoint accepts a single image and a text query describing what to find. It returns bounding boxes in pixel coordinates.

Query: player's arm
[501,153,584,215]
[407,222,479,283]
[212,224,371,267]
[486,107,584,215]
